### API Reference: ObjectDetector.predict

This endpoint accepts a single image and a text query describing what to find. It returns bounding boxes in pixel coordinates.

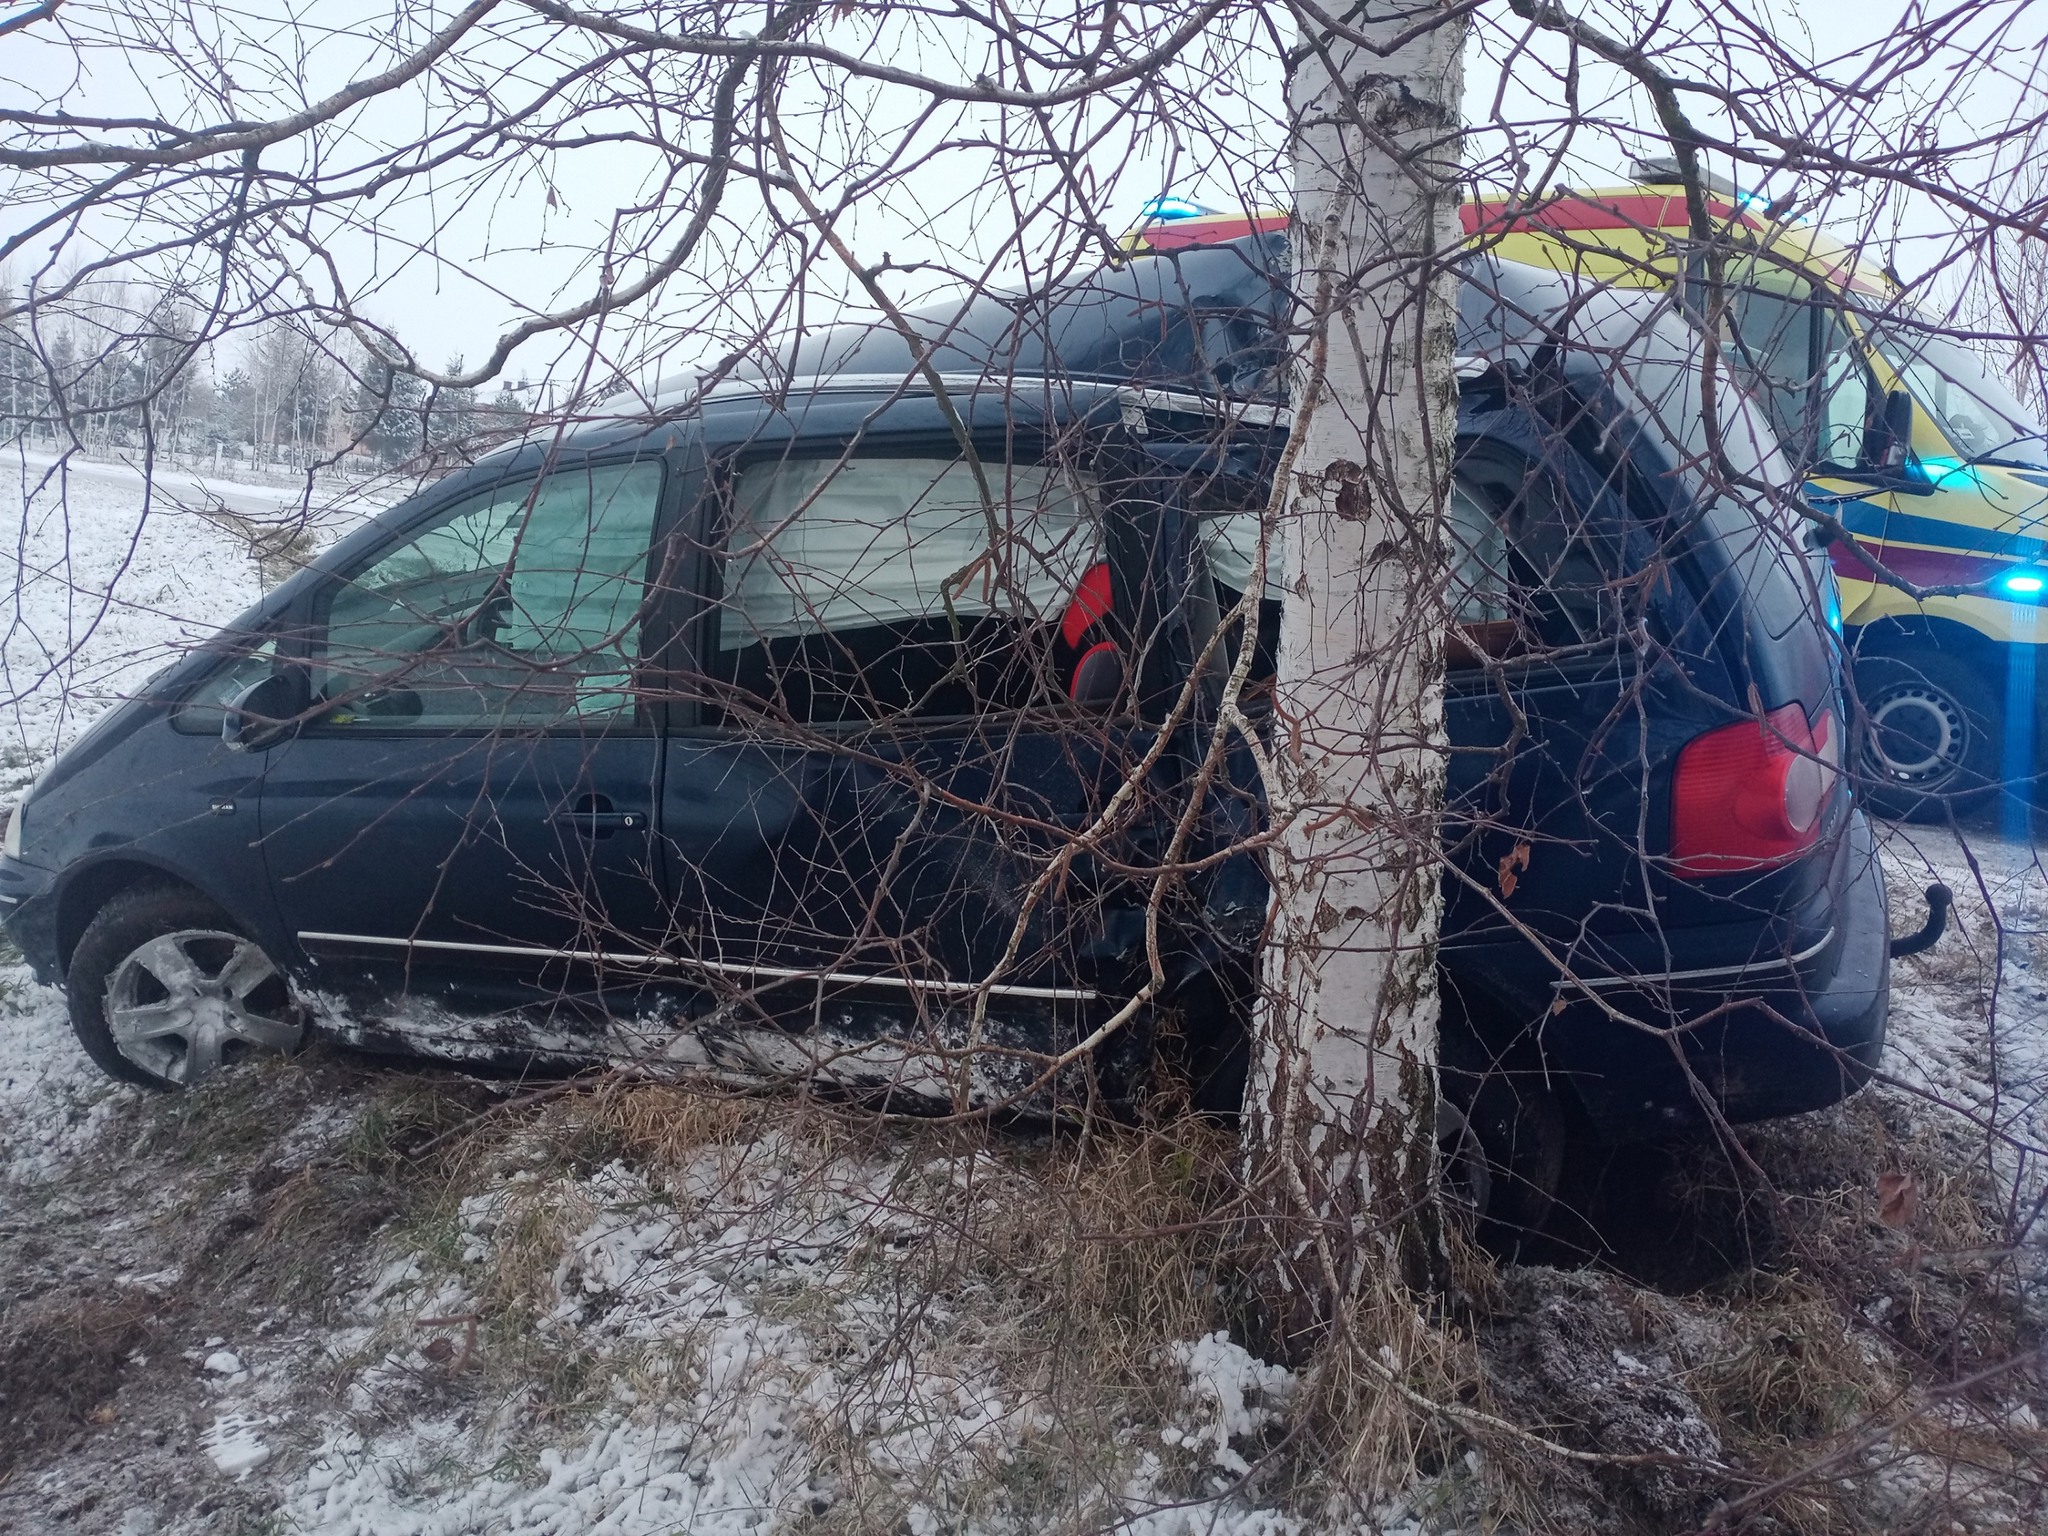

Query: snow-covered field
[1,447,389,787]
[2,453,2043,1535]
[1877,823,2048,1223]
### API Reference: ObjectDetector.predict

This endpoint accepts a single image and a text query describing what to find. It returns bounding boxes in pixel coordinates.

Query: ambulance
[1131,176,2048,821]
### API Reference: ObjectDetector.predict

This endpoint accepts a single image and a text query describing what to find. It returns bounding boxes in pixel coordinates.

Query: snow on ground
[12,445,367,517]
[267,1142,1311,1535]
[0,960,135,1182]
[1870,819,2048,1278]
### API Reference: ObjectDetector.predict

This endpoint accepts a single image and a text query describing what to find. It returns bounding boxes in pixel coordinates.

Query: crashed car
[0,238,1896,1239]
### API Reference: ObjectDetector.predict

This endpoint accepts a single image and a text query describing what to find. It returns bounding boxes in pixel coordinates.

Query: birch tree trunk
[1247,2,1467,1339]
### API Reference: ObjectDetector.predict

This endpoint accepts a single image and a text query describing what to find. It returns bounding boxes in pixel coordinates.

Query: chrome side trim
[1115,386,1290,428]
[296,931,1098,1002]
[1551,928,1837,992]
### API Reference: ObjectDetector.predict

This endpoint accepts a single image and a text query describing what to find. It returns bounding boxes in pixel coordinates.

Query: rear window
[1574,291,1816,640]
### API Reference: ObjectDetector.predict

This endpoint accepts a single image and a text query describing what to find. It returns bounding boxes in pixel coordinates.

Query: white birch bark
[1248,3,1467,1322]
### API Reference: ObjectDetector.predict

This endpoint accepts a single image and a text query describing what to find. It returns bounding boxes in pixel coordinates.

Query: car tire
[67,884,304,1090]
[1438,1070,1566,1256]
[1154,970,1253,1118]
[1852,647,2005,822]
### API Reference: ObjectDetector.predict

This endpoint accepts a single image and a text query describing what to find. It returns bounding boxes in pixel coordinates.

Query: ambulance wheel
[1853,647,2004,822]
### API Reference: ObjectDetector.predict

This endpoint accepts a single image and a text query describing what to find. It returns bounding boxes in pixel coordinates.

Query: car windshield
[1861,312,2048,469]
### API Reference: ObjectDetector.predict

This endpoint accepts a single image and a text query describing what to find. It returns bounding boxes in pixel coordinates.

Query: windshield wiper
[1961,436,2048,471]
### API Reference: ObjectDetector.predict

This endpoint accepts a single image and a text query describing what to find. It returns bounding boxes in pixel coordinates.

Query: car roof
[449,236,1653,489]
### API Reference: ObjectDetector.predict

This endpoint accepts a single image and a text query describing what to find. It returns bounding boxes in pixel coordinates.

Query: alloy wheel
[102,929,303,1086]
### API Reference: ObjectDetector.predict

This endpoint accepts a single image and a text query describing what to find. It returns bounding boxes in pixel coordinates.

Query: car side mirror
[1865,389,1914,470]
[223,672,301,751]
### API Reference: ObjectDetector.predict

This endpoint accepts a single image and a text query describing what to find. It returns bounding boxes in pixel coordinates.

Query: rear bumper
[1445,809,1892,1140]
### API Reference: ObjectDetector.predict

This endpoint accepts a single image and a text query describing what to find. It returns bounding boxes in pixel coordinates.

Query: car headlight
[2,796,22,860]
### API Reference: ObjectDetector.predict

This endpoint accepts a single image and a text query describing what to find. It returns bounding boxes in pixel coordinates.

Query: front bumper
[1446,809,1892,1141]
[0,854,61,982]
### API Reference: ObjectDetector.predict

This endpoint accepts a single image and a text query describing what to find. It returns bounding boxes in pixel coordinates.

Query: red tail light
[1671,703,1839,877]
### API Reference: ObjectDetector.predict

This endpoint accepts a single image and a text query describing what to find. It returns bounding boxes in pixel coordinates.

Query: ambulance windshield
[1864,315,2048,470]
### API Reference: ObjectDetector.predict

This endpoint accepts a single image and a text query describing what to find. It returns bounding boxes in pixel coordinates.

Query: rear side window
[312,459,665,730]
[1198,449,1632,678]
[706,454,1103,725]
[1445,456,1629,667]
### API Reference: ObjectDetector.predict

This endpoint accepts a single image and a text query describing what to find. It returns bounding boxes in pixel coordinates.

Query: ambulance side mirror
[1865,389,1914,470]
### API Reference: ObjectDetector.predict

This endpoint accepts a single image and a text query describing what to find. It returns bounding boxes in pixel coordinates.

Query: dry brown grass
[60,1022,2029,1535]
[0,1290,165,1476]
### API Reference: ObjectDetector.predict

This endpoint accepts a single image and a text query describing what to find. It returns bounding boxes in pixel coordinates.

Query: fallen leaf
[1877,1170,1920,1229]
[1496,841,1531,898]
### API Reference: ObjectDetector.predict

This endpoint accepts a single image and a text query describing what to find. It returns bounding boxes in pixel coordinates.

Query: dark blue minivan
[0,242,1892,1237]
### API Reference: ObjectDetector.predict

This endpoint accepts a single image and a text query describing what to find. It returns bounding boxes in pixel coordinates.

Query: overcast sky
[2,0,2039,394]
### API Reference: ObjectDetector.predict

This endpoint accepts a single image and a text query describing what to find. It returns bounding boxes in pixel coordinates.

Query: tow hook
[1890,884,1953,959]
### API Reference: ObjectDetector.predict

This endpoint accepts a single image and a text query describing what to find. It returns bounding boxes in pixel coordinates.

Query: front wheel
[1852,647,2006,822]
[67,885,304,1089]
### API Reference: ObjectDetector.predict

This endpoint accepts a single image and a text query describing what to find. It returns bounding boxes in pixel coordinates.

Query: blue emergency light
[1138,195,1217,223]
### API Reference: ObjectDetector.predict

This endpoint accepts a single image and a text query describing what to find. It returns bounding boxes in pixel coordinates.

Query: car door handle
[552,795,646,838]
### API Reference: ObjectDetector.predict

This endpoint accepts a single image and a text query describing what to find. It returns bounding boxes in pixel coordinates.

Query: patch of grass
[142,1053,311,1167]
[199,506,323,589]
[1688,1276,1897,1447]
[0,1290,165,1476]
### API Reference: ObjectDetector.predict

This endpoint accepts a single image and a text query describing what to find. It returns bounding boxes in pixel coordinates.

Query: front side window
[709,454,1102,724]
[1813,322,1878,470]
[1818,303,1875,466]
[1709,260,1883,471]
[315,459,664,730]
[1719,263,1817,455]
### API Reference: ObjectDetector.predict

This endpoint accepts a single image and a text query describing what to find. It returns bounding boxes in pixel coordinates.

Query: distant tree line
[0,276,539,469]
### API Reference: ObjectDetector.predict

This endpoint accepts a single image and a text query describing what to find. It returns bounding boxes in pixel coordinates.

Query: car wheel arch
[1848,613,2003,670]
[54,858,261,977]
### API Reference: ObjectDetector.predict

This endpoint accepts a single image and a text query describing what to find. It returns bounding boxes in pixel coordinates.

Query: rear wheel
[1853,646,2005,822]
[1437,1069,1566,1256]
[67,885,303,1089]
